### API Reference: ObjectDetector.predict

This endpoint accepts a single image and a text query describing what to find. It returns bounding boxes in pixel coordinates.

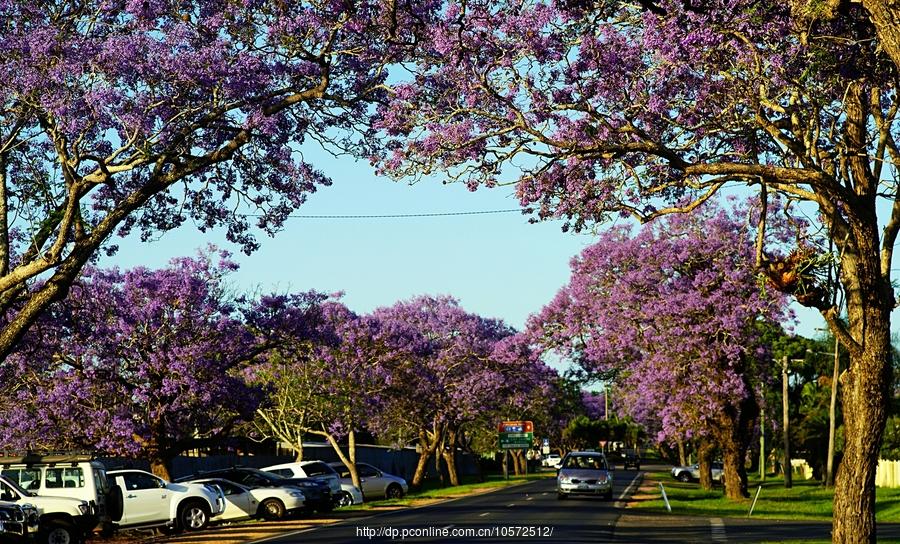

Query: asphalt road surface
[257,470,643,544]
[251,468,900,543]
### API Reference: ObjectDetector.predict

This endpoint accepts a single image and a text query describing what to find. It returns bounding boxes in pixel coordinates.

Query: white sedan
[188,478,305,521]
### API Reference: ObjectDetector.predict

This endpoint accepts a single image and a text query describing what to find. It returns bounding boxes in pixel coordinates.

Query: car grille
[571,479,598,484]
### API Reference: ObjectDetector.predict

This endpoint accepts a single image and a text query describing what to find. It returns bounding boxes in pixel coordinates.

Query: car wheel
[385,484,404,499]
[260,498,286,520]
[336,491,354,508]
[178,500,211,531]
[41,520,79,544]
[557,492,567,500]
[677,472,692,483]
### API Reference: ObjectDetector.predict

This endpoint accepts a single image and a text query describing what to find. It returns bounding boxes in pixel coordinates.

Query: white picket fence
[876,459,900,487]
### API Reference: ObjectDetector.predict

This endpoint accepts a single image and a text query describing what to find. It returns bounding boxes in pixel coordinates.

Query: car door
[216,481,255,521]
[357,465,383,498]
[118,472,169,526]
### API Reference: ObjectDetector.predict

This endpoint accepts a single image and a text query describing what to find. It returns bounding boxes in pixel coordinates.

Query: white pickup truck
[0,474,95,544]
[106,469,225,532]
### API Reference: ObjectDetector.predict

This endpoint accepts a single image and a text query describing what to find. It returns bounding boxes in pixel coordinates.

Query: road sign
[499,420,534,449]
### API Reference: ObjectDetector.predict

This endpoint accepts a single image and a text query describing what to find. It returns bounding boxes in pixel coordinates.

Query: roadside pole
[782,355,792,489]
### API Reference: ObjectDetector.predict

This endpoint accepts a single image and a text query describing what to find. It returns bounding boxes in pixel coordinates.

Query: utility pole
[826,337,840,488]
[604,383,609,421]
[782,355,792,489]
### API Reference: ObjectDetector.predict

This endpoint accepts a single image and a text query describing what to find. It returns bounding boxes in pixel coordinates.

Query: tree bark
[411,426,442,488]
[697,440,715,491]
[860,0,900,77]
[717,374,758,500]
[321,428,361,489]
[441,427,460,486]
[148,451,172,482]
[677,438,687,467]
[832,308,892,543]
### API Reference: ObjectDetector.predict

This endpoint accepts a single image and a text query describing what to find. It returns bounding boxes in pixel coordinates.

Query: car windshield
[1,477,33,498]
[562,455,608,470]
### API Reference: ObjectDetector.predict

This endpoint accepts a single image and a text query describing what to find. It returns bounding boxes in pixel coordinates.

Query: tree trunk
[677,438,687,467]
[697,440,715,491]
[293,439,304,462]
[717,373,757,500]
[442,427,460,486]
[861,1,900,79]
[148,452,172,481]
[411,427,442,488]
[832,309,892,543]
[321,428,361,489]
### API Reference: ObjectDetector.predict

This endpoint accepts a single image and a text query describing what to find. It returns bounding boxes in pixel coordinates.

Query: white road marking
[507,503,515,507]
[526,496,534,501]
[441,524,455,530]
[479,512,490,517]
[711,518,727,542]
[614,471,644,509]
[541,492,548,496]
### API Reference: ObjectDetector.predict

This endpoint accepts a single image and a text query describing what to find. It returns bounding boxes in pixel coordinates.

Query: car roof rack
[0,451,98,467]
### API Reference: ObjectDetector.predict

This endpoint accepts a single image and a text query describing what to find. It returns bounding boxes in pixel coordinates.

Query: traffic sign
[499,420,534,449]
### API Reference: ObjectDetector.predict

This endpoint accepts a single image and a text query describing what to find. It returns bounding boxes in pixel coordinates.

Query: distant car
[671,462,723,483]
[556,451,613,500]
[328,463,408,500]
[621,451,641,470]
[542,454,562,468]
[186,478,305,521]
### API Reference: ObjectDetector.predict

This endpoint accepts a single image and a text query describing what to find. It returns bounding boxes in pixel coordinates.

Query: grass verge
[630,472,900,523]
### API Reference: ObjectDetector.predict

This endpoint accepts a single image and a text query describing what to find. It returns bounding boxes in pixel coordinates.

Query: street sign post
[499,421,534,480]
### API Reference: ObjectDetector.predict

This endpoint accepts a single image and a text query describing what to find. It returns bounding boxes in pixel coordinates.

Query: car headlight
[289,491,305,499]
[598,474,609,483]
[78,502,89,515]
[558,475,572,484]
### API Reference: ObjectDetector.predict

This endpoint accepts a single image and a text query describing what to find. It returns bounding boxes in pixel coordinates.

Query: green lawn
[631,472,900,523]
[341,472,552,510]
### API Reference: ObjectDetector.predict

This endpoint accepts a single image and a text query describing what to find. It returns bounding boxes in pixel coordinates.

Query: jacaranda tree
[0,251,269,480]
[377,1,896,538]
[529,200,790,498]
[0,0,440,360]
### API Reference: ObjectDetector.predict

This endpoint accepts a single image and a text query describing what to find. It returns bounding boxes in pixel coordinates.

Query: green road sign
[499,432,534,449]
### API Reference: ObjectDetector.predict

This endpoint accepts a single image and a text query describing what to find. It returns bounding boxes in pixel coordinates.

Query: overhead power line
[282,208,529,219]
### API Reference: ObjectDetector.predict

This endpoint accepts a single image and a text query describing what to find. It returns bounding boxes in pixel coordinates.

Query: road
[257,470,643,544]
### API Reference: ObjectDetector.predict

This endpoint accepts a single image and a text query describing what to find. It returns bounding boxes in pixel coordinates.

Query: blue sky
[104,147,831,341]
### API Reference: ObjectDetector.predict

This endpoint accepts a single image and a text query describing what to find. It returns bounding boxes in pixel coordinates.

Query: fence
[100,442,481,483]
[876,459,900,487]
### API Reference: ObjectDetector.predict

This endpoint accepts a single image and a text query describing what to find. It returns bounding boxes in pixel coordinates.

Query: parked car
[186,478,304,522]
[0,501,39,542]
[327,463,407,500]
[106,469,225,532]
[175,467,333,513]
[542,454,562,468]
[0,474,96,544]
[262,461,342,501]
[0,453,120,534]
[671,462,724,483]
[335,483,364,507]
[556,451,614,500]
